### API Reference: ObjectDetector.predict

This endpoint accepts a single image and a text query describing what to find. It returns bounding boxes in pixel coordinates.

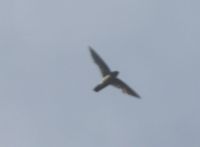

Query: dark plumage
[89,46,141,98]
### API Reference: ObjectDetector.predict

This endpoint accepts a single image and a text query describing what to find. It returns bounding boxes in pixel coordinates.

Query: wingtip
[133,93,141,99]
[88,46,94,51]
[136,95,141,99]
[88,46,97,57]
[130,92,141,99]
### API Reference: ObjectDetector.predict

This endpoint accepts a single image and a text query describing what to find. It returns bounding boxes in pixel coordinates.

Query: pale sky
[0,0,200,147]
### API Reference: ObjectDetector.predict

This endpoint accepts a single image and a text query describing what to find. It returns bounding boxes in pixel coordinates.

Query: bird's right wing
[89,46,111,77]
[112,78,141,98]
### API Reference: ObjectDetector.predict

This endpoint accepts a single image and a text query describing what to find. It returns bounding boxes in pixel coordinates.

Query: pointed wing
[89,46,111,76]
[111,78,141,98]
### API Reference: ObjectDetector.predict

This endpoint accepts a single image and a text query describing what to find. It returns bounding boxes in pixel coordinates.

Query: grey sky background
[1,0,200,147]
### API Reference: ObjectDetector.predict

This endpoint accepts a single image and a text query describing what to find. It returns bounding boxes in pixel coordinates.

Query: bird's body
[101,71,118,83]
[101,75,112,83]
[89,46,140,98]
[95,71,119,92]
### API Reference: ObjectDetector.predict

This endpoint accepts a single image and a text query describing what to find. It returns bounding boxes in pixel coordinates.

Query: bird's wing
[89,46,111,76]
[111,78,141,98]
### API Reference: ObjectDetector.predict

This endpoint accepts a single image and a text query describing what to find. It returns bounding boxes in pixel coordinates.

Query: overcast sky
[0,0,200,147]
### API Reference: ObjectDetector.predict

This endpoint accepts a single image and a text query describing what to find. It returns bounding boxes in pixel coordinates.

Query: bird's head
[111,71,119,77]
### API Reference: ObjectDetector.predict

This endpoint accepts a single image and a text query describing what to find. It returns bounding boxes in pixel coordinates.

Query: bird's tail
[94,83,108,92]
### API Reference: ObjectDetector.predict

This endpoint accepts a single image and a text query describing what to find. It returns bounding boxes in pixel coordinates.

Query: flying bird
[89,46,141,98]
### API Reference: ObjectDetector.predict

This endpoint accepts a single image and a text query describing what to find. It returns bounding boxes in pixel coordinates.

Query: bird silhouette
[89,46,140,98]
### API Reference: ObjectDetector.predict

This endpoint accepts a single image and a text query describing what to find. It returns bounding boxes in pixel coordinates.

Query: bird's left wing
[89,46,111,77]
[111,78,141,98]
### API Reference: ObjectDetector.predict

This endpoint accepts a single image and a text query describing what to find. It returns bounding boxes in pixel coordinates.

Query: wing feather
[89,46,111,76]
[112,78,141,98]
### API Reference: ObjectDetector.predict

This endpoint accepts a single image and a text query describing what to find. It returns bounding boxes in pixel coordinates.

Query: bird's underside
[89,46,140,98]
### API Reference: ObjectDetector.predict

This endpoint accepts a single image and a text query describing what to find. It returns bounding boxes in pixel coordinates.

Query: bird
[89,46,141,98]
